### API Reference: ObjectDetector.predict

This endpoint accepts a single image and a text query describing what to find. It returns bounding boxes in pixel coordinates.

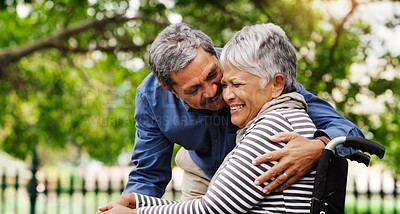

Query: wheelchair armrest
[347,151,371,166]
[326,136,385,159]
[343,136,385,159]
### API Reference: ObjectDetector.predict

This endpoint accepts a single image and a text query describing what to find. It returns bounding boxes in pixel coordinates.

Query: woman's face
[221,68,282,128]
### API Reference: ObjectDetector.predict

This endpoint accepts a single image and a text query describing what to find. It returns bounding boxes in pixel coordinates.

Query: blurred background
[0,0,399,213]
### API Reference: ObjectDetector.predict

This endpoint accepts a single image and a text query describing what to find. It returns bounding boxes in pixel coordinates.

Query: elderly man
[99,22,332,214]
[122,23,363,200]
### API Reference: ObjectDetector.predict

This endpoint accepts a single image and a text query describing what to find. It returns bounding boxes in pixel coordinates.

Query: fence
[0,166,181,214]
[0,154,399,214]
[345,162,400,213]
[0,148,134,214]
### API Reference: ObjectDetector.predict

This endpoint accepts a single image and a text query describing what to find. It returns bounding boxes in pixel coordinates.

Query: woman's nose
[223,85,235,102]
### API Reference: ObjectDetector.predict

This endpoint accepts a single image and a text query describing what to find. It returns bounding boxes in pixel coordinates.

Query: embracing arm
[253,84,364,192]
[132,112,309,213]
[298,83,364,156]
[297,83,364,140]
[123,93,174,197]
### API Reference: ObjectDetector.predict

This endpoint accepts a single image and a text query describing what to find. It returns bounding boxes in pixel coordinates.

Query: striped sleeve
[137,109,316,214]
[136,111,297,214]
[135,193,177,207]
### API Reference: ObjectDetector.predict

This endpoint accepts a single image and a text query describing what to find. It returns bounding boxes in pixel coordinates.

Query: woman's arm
[134,112,305,213]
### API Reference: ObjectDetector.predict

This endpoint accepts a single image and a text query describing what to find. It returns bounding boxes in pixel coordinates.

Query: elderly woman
[98,23,317,214]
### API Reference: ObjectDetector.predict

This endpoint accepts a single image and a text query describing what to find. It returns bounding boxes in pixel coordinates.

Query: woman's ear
[272,74,285,98]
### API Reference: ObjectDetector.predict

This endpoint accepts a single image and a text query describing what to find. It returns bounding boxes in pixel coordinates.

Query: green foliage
[0,0,399,174]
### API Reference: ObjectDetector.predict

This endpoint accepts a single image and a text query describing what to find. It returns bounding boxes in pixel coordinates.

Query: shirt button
[215,162,220,166]
[340,149,344,155]
[213,139,219,143]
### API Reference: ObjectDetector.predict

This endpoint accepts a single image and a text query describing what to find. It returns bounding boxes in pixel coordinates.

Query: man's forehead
[173,63,217,84]
[170,47,220,88]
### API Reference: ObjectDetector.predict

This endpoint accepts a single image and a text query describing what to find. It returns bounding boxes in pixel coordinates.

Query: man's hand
[97,193,136,214]
[98,205,137,214]
[252,132,325,193]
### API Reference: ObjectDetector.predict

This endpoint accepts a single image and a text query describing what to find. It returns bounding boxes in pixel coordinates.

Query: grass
[345,194,400,214]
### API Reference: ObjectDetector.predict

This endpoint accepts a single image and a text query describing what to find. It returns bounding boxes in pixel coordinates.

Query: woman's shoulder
[247,110,294,136]
[255,108,296,125]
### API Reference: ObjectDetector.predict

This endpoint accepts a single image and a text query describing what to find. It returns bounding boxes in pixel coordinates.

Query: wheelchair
[310,136,385,214]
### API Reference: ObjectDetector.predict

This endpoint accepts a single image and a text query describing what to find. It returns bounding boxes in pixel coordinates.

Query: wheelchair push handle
[325,136,385,159]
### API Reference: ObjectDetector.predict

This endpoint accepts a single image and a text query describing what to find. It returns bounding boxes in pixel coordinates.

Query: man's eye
[233,84,241,87]
[209,72,217,79]
[207,70,218,80]
[185,87,199,95]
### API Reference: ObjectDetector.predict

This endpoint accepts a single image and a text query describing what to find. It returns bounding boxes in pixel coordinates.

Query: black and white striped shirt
[136,108,317,213]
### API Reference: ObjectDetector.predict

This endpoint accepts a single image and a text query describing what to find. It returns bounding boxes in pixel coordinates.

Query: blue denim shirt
[123,49,364,197]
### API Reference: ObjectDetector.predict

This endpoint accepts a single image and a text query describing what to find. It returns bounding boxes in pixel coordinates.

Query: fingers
[252,150,285,165]
[253,132,299,165]
[254,155,293,184]
[269,132,300,143]
[256,165,296,193]
[261,167,297,193]
[98,206,108,212]
[97,204,115,213]
[97,205,116,214]
[253,144,292,185]
[270,174,299,193]
[282,172,288,179]
[253,132,318,194]
[273,176,297,192]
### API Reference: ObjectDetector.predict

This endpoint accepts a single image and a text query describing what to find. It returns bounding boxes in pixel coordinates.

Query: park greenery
[0,0,399,174]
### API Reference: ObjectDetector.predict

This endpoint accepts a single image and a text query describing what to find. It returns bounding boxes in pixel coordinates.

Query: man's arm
[298,83,364,155]
[252,83,364,193]
[123,93,174,197]
[298,83,364,140]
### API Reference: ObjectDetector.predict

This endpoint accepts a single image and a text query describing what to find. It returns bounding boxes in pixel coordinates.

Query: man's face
[169,47,226,111]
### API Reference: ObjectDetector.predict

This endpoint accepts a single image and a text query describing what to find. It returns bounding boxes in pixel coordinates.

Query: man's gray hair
[149,23,216,91]
[220,23,297,94]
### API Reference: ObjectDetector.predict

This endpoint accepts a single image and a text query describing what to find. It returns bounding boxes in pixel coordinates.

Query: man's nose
[203,82,218,98]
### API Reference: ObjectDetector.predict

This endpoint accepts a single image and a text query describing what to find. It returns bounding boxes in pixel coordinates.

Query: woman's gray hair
[220,23,297,94]
[149,23,216,91]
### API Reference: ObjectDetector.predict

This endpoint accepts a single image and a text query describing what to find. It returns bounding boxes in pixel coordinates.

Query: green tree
[0,0,399,173]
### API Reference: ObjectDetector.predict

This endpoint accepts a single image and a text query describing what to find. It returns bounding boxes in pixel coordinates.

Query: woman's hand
[97,193,136,214]
[97,205,137,214]
[252,132,325,193]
